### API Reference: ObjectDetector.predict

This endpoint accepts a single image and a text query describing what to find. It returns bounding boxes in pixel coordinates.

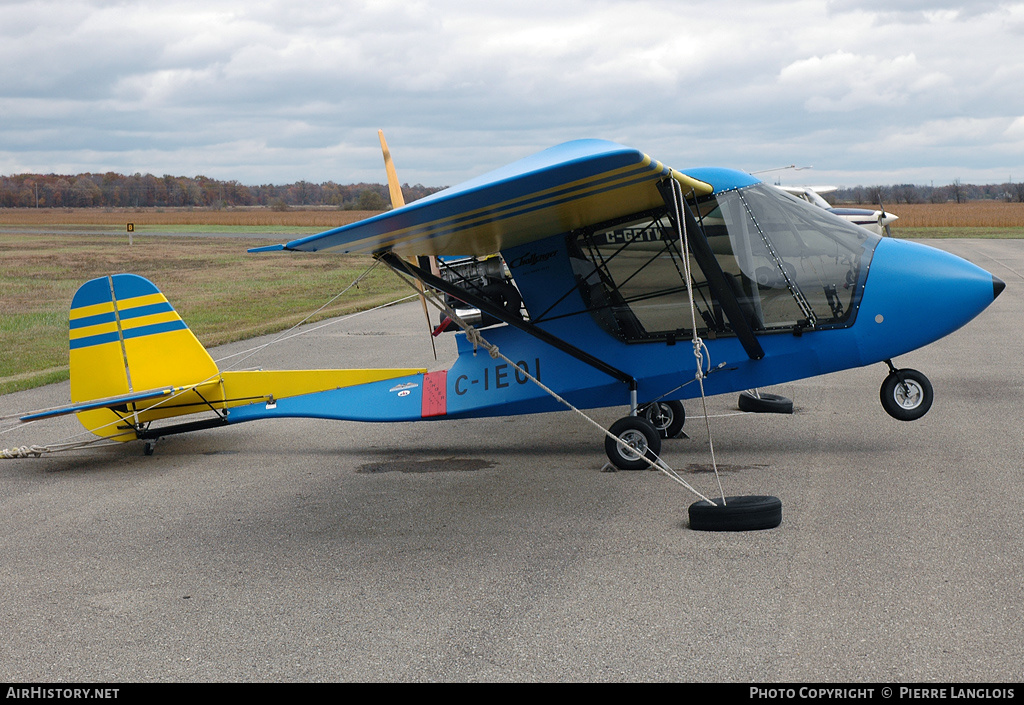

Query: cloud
[778,51,951,112]
[2,0,1024,186]
[826,0,1005,18]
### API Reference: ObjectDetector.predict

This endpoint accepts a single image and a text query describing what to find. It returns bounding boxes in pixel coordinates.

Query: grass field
[1,202,1022,397]
[0,214,410,395]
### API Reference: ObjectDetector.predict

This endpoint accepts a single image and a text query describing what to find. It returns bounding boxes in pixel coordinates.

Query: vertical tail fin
[69,274,221,439]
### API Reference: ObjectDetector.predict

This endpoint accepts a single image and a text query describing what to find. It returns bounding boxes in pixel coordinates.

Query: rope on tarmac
[1,439,123,458]
[1,445,46,458]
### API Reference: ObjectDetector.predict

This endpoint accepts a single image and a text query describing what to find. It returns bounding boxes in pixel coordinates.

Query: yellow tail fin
[69,274,220,440]
[66,274,427,442]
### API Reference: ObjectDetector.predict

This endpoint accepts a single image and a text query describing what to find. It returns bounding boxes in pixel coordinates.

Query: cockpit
[571,181,881,343]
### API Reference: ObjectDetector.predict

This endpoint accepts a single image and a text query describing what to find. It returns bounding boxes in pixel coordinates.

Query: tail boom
[66,274,425,442]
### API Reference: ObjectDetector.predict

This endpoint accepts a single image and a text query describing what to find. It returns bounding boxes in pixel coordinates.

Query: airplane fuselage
[228,179,1001,426]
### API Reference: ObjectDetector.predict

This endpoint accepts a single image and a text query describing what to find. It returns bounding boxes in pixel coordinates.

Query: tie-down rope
[665,176,727,505]
[387,262,722,506]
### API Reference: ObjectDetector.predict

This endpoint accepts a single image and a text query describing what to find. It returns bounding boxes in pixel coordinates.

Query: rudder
[69,274,220,439]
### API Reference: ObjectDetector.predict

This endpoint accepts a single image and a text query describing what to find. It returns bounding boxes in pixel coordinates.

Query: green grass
[0,231,408,396]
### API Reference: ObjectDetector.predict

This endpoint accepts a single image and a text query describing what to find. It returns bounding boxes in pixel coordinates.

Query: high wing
[776,185,837,209]
[256,139,712,258]
[776,184,898,236]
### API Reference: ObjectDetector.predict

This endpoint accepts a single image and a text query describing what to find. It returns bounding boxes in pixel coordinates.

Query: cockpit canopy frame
[570,182,881,344]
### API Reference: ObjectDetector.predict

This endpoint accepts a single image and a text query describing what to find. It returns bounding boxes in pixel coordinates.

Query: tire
[688,495,783,531]
[738,390,793,414]
[880,368,933,421]
[605,416,662,471]
[639,400,685,438]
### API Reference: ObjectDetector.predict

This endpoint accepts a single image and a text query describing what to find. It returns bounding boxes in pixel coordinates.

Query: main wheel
[880,368,933,421]
[688,495,782,531]
[639,400,685,438]
[605,416,662,471]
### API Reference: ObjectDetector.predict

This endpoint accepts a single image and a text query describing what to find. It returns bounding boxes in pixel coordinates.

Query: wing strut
[657,179,765,361]
[377,252,638,390]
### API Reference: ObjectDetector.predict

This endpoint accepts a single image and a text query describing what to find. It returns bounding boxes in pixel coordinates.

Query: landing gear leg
[880,360,933,421]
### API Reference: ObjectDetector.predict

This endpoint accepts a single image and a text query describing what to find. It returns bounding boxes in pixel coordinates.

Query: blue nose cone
[855,238,1002,364]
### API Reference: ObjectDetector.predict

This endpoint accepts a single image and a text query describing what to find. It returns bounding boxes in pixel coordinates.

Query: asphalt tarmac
[1,239,1021,683]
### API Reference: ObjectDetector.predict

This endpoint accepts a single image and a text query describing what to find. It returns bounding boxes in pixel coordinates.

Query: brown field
[0,226,406,395]
[0,206,381,228]
[883,201,1024,228]
[4,202,1024,230]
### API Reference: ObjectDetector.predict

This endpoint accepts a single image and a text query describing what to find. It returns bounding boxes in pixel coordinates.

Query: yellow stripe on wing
[326,156,669,255]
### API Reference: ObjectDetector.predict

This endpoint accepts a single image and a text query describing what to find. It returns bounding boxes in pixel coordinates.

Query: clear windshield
[572,183,879,342]
[701,183,880,329]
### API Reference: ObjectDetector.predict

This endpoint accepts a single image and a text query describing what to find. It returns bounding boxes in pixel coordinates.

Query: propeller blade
[379,130,438,359]
[378,130,405,209]
[877,194,893,237]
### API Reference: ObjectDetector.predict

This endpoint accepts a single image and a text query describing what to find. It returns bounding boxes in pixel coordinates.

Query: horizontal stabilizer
[55,273,429,443]
[21,386,184,422]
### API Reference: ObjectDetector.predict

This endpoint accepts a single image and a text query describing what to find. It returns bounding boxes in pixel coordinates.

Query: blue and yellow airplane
[21,139,1004,473]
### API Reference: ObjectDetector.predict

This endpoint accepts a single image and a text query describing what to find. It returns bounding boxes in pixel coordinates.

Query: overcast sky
[2,0,1023,188]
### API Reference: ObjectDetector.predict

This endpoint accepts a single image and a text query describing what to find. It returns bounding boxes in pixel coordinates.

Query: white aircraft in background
[777,185,898,237]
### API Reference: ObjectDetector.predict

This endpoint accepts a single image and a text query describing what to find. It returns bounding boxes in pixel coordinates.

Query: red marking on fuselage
[421,370,448,417]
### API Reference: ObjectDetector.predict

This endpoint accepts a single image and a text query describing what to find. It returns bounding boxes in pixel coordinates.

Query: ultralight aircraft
[777,185,899,236]
[10,138,1004,529]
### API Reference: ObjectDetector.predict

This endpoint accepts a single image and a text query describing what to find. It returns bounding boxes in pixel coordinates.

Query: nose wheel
[880,362,933,421]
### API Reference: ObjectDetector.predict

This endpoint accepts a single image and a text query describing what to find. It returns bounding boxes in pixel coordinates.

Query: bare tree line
[0,172,442,210]
[3,171,1023,210]
[836,180,1024,205]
